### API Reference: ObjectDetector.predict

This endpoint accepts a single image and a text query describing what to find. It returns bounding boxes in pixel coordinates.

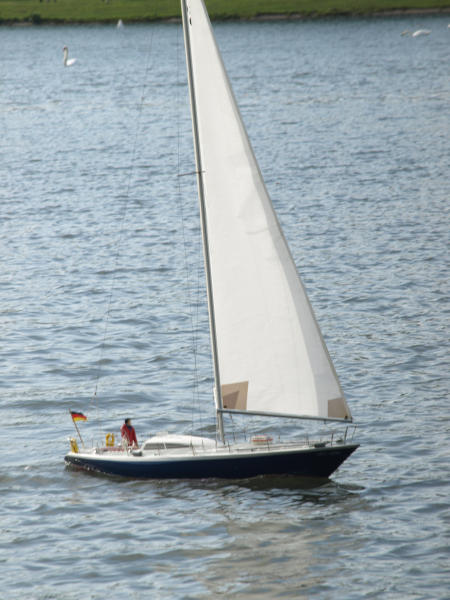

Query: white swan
[412,29,431,37]
[63,46,77,67]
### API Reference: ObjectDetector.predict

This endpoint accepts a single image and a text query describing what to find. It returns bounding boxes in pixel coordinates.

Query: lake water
[1,13,449,600]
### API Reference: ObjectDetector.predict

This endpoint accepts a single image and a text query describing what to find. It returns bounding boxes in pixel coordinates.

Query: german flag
[70,411,87,422]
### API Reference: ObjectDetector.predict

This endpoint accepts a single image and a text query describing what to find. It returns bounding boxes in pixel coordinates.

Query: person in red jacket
[120,418,138,448]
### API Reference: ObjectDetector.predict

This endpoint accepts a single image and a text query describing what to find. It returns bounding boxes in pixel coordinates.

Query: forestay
[184,0,351,422]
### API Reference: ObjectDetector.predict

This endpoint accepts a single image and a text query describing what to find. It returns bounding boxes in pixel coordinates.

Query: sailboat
[64,0,358,479]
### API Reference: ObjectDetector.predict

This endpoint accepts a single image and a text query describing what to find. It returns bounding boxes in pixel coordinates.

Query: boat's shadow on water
[65,463,363,500]
[184,475,364,501]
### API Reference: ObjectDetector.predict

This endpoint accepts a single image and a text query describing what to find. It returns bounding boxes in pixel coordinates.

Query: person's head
[125,418,131,426]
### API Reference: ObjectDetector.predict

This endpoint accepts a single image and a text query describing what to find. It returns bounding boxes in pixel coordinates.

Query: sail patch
[328,397,351,420]
[222,381,249,410]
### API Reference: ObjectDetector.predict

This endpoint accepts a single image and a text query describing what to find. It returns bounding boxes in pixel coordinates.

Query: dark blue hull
[65,444,358,480]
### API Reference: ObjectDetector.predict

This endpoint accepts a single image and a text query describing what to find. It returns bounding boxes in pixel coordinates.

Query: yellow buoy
[105,433,115,447]
[70,438,79,453]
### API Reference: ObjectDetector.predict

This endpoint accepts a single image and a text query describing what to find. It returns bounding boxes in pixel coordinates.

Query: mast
[181,0,225,443]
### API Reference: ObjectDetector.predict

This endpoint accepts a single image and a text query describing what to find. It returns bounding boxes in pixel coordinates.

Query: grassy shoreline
[1,0,450,25]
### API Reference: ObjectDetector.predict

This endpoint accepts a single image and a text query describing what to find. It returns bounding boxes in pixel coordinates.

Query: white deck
[67,433,347,463]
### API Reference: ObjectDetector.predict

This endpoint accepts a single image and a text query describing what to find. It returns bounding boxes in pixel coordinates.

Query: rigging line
[91,27,156,413]
[174,21,203,436]
[178,169,204,177]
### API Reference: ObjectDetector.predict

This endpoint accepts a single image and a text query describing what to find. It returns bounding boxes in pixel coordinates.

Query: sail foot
[222,383,350,421]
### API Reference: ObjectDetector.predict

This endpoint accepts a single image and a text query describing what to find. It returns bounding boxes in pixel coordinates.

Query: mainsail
[183,0,352,423]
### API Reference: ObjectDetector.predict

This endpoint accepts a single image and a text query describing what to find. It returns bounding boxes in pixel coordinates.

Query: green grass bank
[1,0,450,24]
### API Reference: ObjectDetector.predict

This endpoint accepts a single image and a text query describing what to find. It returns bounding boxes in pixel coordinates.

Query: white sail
[184,0,351,422]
